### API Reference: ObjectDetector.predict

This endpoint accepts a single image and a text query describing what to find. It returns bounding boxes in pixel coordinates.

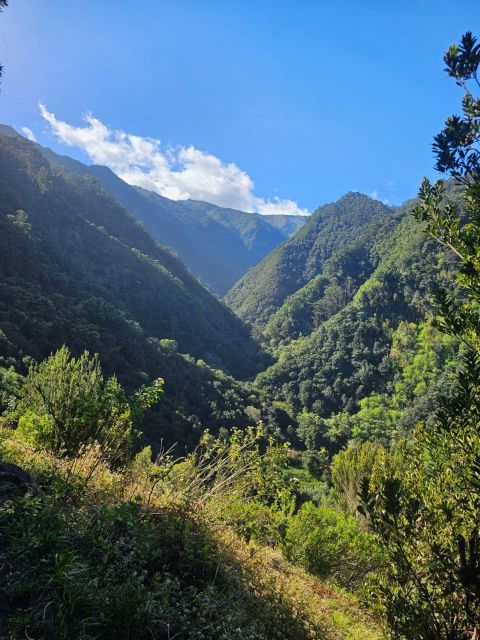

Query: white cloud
[39,104,308,216]
[21,126,36,142]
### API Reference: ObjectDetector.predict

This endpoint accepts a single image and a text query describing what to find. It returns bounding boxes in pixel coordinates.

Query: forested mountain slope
[224,193,392,325]
[260,210,402,349]
[0,130,463,640]
[132,189,289,294]
[2,126,303,295]
[0,129,270,447]
[256,189,461,444]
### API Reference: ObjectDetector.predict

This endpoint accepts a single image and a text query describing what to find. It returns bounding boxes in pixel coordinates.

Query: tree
[361,33,480,639]
[0,364,23,415]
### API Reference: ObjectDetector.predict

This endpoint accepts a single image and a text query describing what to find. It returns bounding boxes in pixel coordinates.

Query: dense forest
[2,5,480,637]
[0,129,272,450]
[254,187,461,444]
[225,192,393,325]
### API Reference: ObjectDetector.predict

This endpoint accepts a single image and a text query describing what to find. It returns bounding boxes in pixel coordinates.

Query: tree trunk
[472,627,480,640]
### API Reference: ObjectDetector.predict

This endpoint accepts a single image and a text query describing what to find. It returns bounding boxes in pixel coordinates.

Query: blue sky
[0,1,478,213]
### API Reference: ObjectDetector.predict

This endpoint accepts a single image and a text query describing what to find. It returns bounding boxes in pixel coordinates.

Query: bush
[284,502,379,589]
[13,346,162,463]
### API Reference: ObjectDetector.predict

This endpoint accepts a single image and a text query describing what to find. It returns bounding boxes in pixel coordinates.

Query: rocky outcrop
[0,462,35,502]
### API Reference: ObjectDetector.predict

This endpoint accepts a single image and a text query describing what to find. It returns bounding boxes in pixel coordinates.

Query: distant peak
[0,124,21,137]
[335,191,391,209]
[340,191,375,201]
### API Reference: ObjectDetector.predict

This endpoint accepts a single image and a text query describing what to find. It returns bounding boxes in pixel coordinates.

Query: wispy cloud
[39,104,308,216]
[21,126,36,142]
[369,189,390,205]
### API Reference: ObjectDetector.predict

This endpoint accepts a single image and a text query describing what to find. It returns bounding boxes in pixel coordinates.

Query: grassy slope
[266,551,381,640]
[0,428,382,640]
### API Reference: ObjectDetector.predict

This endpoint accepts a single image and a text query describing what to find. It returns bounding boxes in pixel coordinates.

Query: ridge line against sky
[38,104,309,216]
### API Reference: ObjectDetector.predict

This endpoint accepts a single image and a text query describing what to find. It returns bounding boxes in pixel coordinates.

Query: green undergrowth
[0,426,382,640]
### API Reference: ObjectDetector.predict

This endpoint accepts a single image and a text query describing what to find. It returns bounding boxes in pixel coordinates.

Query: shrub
[13,346,162,464]
[330,441,386,515]
[284,502,379,589]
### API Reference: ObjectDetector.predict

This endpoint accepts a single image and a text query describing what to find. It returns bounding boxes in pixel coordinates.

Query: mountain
[0,123,464,635]
[260,210,399,349]
[254,185,462,449]
[0,123,462,453]
[5,129,302,295]
[130,189,294,294]
[0,127,270,447]
[262,213,306,238]
[224,193,393,325]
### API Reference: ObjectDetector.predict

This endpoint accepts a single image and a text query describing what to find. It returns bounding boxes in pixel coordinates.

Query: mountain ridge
[0,129,272,447]
[224,192,393,325]
[0,125,306,295]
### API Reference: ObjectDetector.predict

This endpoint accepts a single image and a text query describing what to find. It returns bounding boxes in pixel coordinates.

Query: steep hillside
[261,211,401,349]
[134,189,289,293]
[224,193,393,325]
[0,129,270,446]
[6,127,301,295]
[255,190,461,440]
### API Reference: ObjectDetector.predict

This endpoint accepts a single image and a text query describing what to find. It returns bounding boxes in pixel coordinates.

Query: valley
[0,124,463,638]
[1,7,480,637]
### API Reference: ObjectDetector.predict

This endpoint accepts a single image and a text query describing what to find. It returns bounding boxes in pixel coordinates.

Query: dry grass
[0,427,383,640]
[220,536,383,640]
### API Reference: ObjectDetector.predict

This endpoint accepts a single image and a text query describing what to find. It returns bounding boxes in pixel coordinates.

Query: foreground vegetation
[0,349,380,639]
[2,0,480,634]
